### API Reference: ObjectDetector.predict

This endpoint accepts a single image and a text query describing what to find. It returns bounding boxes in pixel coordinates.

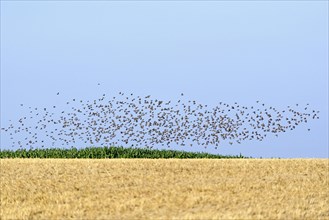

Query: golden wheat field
[1,159,328,220]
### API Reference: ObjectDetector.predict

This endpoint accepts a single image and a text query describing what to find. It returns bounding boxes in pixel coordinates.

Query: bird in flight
[1,92,320,150]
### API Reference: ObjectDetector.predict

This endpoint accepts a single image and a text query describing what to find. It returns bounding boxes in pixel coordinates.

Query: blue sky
[1,1,328,158]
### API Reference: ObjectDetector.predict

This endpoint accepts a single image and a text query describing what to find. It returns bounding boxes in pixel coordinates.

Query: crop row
[0,146,249,159]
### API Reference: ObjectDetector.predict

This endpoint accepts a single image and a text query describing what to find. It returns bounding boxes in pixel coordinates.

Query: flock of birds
[1,92,320,150]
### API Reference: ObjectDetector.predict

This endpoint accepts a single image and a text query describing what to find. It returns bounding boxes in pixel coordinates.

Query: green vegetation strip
[0,146,249,159]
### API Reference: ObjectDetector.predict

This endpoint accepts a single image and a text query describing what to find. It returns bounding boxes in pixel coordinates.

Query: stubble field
[1,159,328,219]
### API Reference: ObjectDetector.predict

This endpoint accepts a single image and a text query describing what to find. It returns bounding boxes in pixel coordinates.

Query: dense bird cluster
[1,92,320,150]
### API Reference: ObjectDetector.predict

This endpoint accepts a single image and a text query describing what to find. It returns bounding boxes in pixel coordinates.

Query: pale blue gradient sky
[1,1,328,158]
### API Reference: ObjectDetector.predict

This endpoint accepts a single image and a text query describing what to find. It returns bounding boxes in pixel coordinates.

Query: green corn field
[0,146,249,159]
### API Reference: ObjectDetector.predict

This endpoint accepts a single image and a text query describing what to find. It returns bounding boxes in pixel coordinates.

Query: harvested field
[1,159,328,219]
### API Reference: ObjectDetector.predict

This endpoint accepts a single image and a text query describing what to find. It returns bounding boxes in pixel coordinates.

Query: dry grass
[1,159,328,219]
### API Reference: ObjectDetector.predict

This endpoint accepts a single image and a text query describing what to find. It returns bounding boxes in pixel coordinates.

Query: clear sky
[1,1,328,158]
